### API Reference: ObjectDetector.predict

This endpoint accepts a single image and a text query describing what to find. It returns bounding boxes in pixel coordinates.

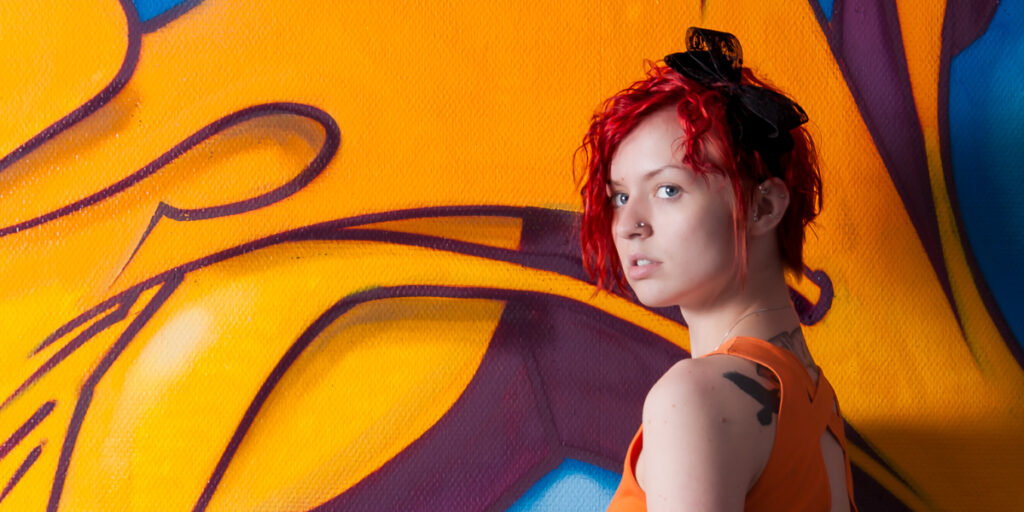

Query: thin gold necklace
[720,304,791,344]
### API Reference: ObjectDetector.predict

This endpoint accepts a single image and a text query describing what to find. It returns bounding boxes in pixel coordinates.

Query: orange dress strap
[606,337,857,512]
[606,426,646,512]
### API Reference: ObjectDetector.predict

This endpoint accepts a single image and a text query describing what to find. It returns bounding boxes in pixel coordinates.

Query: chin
[628,284,682,309]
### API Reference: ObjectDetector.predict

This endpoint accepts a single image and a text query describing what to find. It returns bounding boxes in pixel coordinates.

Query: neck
[681,266,800,358]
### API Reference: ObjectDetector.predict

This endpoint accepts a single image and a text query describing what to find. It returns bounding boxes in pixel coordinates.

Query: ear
[749,177,789,236]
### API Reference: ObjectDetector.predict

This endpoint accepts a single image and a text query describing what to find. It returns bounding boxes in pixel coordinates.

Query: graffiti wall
[1,0,1021,510]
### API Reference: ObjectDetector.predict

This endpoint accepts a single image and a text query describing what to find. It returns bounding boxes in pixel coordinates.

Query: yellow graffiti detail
[0,0,128,158]
[361,215,524,250]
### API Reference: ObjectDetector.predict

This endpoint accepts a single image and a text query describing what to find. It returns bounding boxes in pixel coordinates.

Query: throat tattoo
[768,327,819,379]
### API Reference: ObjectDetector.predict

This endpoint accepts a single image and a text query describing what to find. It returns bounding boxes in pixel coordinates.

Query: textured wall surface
[0,0,1021,510]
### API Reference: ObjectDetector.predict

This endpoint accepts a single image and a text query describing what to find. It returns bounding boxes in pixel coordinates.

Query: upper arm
[640,359,772,512]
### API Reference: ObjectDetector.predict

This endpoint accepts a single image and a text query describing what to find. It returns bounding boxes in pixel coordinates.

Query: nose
[615,206,651,240]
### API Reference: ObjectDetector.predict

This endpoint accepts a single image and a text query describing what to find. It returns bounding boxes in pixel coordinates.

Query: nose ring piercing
[636,221,647,228]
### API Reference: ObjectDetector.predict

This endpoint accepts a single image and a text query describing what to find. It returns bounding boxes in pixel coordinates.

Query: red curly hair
[576,62,821,295]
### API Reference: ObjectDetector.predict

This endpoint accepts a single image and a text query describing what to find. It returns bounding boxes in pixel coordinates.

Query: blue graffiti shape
[507,458,620,512]
[132,0,192,22]
[817,0,834,21]
[949,0,1024,350]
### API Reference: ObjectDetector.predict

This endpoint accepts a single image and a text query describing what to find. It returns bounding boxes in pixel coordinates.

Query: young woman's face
[608,106,739,309]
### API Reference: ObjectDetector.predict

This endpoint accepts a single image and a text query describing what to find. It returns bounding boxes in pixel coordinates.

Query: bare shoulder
[644,355,779,425]
[639,356,779,510]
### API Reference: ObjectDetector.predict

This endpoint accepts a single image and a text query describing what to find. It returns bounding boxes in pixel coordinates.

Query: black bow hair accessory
[665,27,808,171]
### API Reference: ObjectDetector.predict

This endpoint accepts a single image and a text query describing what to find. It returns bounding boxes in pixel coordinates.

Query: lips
[626,254,661,280]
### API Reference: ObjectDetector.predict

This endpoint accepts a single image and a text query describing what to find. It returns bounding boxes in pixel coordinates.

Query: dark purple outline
[844,422,913,490]
[849,463,912,512]
[33,290,141,355]
[0,402,55,461]
[0,291,141,412]
[139,0,206,33]
[0,0,141,174]
[0,102,340,240]
[0,442,44,503]
[311,228,827,327]
[936,1,1023,366]
[807,0,833,35]
[48,275,182,512]
[795,266,833,325]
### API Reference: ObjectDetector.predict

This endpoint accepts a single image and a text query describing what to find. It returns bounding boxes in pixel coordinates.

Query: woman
[578,28,856,511]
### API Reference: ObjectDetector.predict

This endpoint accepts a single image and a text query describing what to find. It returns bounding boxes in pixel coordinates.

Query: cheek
[610,210,631,241]
[609,217,629,263]
[705,213,739,267]
[667,203,735,257]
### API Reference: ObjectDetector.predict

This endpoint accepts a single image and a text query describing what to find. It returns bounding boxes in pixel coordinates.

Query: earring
[759,183,769,195]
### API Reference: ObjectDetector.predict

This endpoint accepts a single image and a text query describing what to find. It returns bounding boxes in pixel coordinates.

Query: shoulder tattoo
[723,365,780,426]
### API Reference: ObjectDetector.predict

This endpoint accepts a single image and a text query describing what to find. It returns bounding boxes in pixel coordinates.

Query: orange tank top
[606,337,857,511]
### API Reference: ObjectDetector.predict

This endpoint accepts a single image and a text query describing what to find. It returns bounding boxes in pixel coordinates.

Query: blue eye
[610,192,628,208]
[656,185,680,198]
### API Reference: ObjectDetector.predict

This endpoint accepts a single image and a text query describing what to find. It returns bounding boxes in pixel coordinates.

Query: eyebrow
[609,165,686,185]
